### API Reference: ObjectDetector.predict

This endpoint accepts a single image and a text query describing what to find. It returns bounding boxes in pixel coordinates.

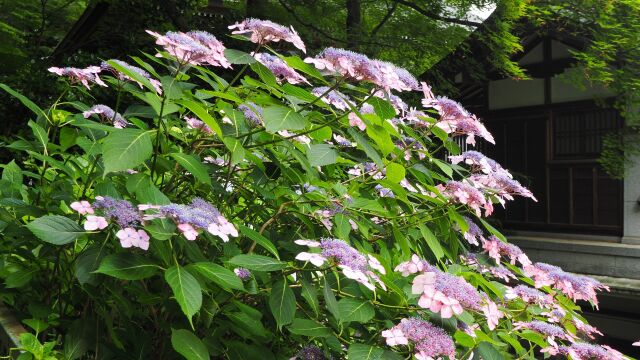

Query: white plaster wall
[488,78,545,110]
[550,74,613,103]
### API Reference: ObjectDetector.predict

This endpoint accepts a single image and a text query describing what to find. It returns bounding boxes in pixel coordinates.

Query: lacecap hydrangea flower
[254,53,308,84]
[101,59,162,94]
[83,104,129,129]
[146,30,231,68]
[229,18,306,53]
[382,318,455,360]
[158,198,238,242]
[48,66,107,89]
[294,238,386,291]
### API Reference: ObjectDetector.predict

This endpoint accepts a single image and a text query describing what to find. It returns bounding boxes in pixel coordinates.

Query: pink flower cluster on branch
[294,238,386,291]
[305,48,418,92]
[482,236,532,267]
[48,66,107,89]
[524,262,609,308]
[382,318,455,360]
[146,30,231,68]
[229,18,306,53]
[83,104,129,129]
[396,255,482,318]
[437,180,494,217]
[556,343,625,360]
[422,83,494,145]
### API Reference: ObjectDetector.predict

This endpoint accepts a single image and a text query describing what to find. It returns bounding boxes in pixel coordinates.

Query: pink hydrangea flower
[184,116,213,134]
[422,82,494,145]
[401,255,482,318]
[294,238,385,291]
[482,300,503,330]
[229,18,306,53]
[573,319,603,339]
[83,104,129,129]
[177,223,198,240]
[83,215,108,231]
[633,341,640,346]
[557,343,625,360]
[70,200,94,215]
[254,53,308,84]
[449,150,510,176]
[332,134,355,147]
[482,236,532,267]
[116,227,150,250]
[437,180,493,217]
[305,48,417,92]
[146,30,231,68]
[469,173,537,204]
[277,130,311,144]
[160,198,238,242]
[394,254,426,276]
[48,66,107,89]
[523,262,609,308]
[383,318,455,360]
[505,285,554,308]
[234,267,251,280]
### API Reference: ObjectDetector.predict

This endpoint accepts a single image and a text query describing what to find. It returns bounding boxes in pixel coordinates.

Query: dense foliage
[0,17,632,360]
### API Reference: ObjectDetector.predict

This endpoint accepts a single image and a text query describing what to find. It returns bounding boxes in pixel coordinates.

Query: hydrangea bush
[0,18,633,360]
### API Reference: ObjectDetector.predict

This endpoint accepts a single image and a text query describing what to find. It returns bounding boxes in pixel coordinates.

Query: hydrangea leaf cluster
[0,17,630,360]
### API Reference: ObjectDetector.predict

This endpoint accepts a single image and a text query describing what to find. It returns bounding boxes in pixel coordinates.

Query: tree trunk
[346,0,362,50]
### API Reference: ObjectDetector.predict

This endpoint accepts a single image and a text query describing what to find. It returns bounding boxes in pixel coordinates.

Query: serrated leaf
[323,276,340,319]
[238,225,279,259]
[307,144,337,167]
[165,266,202,326]
[102,129,153,174]
[262,105,308,133]
[169,153,211,185]
[95,253,159,280]
[288,318,332,337]
[269,279,296,329]
[26,215,84,245]
[228,254,285,271]
[188,262,243,290]
[385,162,405,183]
[367,97,396,120]
[224,49,256,64]
[0,83,47,121]
[171,329,209,360]
[474,342,505,360]
[347,344,383,360]
[337,299,374,323]
[250,62,278,87]
[177,99,222,136]
[418,224,445,260]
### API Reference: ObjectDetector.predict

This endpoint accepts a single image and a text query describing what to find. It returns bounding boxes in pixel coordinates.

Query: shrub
[0,19,627,360]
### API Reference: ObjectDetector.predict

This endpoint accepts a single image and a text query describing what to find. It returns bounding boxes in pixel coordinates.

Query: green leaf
[0,83,47,121]
[228,254,285,271]
[269,278,296,329]
[188,262,243,290]
[238,225,279,259]
[367,97,396,120]
[2,160,23,185]
[322,277,340,319]
[27,120,48,151]
[107,59,156,93]
[348,128,383,168]
[102,129,153,174]
[433,158,453,178]
[222,137,245,165]
[300,278,320,316]
[418,224,445,260]
[165,266,202,326]
[171,329,209,360]
[169,153,211,186]
[347,344,384,360]
[337,299,374,323]
[283,56,326,82]
[288,318,332,337]
[262,105,308,133]
[5,268,37,288]
[385,162,405,183]
[26,215,84,245]
[474,342,505,360]
[250,62,278,87]
[478,218,507,241]
[177,99,222,137]
[95,253,158,280]
[307,144,338,167]
[224,49,256,64]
